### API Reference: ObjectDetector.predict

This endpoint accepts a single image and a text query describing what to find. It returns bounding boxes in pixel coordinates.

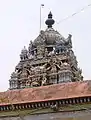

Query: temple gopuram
[0,12,91,120]
[9,12,83,89]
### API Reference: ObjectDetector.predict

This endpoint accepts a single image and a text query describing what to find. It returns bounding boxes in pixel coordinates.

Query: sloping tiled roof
[0,80,91,105]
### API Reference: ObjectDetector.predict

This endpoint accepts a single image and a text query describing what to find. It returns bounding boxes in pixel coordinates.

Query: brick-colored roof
[0,80,91,105]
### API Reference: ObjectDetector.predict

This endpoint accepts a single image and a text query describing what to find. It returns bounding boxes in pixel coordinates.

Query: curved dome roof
[33,28,65,46]
[44,27,65,45]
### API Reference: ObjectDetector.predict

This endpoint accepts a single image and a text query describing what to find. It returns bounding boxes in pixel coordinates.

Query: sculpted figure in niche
[37,47,44,58]
[48,47,55,56]
[44,48,48,57]
[55,43,66,54]
[65,34,72,48]
[21,69,28,78]
[28,54,34,59]
[29,41,35,52]
[68,34,72,44]
[43,58,61,74]
[17,64,33,79]
[42,74,47,85]
[29,41,33,49]
[40,30,46,42]
[31,76,40,87]
[11,71,18,79]
[74,68,83,80]
[26,80,30,87]
[52,57,62,70]
[51,62,57,73]
[33,50,37,59]
[61,60,69,66]
[46,59,57,73]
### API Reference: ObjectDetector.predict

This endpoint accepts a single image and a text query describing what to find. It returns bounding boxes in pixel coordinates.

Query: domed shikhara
[34,28,65,46]
[9,12,83,90]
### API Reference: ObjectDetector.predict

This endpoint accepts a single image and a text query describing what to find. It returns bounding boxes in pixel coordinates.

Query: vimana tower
[9,12,83,90]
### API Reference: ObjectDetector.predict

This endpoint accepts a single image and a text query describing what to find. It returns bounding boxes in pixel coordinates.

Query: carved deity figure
[46,59,57,73]
[17,64,33,79]
[48,47,55,56]
[37,46,44,58]
[65,34,72,48]
[28,41,34,53]
[28,54,34,59]
[42,74,47,85]
[44,48,48,57]
[51,63,57,73]
[74,68,83,80]
[19,68,28,78]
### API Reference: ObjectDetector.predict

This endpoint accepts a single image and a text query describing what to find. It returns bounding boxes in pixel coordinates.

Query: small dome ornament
[45,11,55,28]
[11,72,18,79]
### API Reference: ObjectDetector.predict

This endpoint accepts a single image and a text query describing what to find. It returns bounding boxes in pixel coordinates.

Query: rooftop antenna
[40,4,44,31]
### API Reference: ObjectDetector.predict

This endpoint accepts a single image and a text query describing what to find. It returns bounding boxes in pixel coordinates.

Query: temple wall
[0,110,91,120]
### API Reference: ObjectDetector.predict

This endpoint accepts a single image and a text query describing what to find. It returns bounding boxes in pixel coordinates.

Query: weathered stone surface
[9,12,83,90]
[0,110,91,120]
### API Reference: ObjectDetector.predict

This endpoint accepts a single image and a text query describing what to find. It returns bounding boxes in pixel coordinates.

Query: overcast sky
[0,0,91,91]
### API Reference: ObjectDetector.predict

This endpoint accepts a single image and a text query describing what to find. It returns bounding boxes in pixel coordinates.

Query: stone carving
[73,68,83,81]
[44,48,48,57]
[41,74,47,85]
[28,54,34,59]
[65,34,72,49]
[37,46,44,58]
[20,46,28,60]
[9,12,83,90]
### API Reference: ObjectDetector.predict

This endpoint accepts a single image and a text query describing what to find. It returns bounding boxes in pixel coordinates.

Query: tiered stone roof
[9,12,83,90]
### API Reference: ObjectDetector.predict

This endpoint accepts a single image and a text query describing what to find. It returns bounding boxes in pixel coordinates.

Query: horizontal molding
[0,96,91,111]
